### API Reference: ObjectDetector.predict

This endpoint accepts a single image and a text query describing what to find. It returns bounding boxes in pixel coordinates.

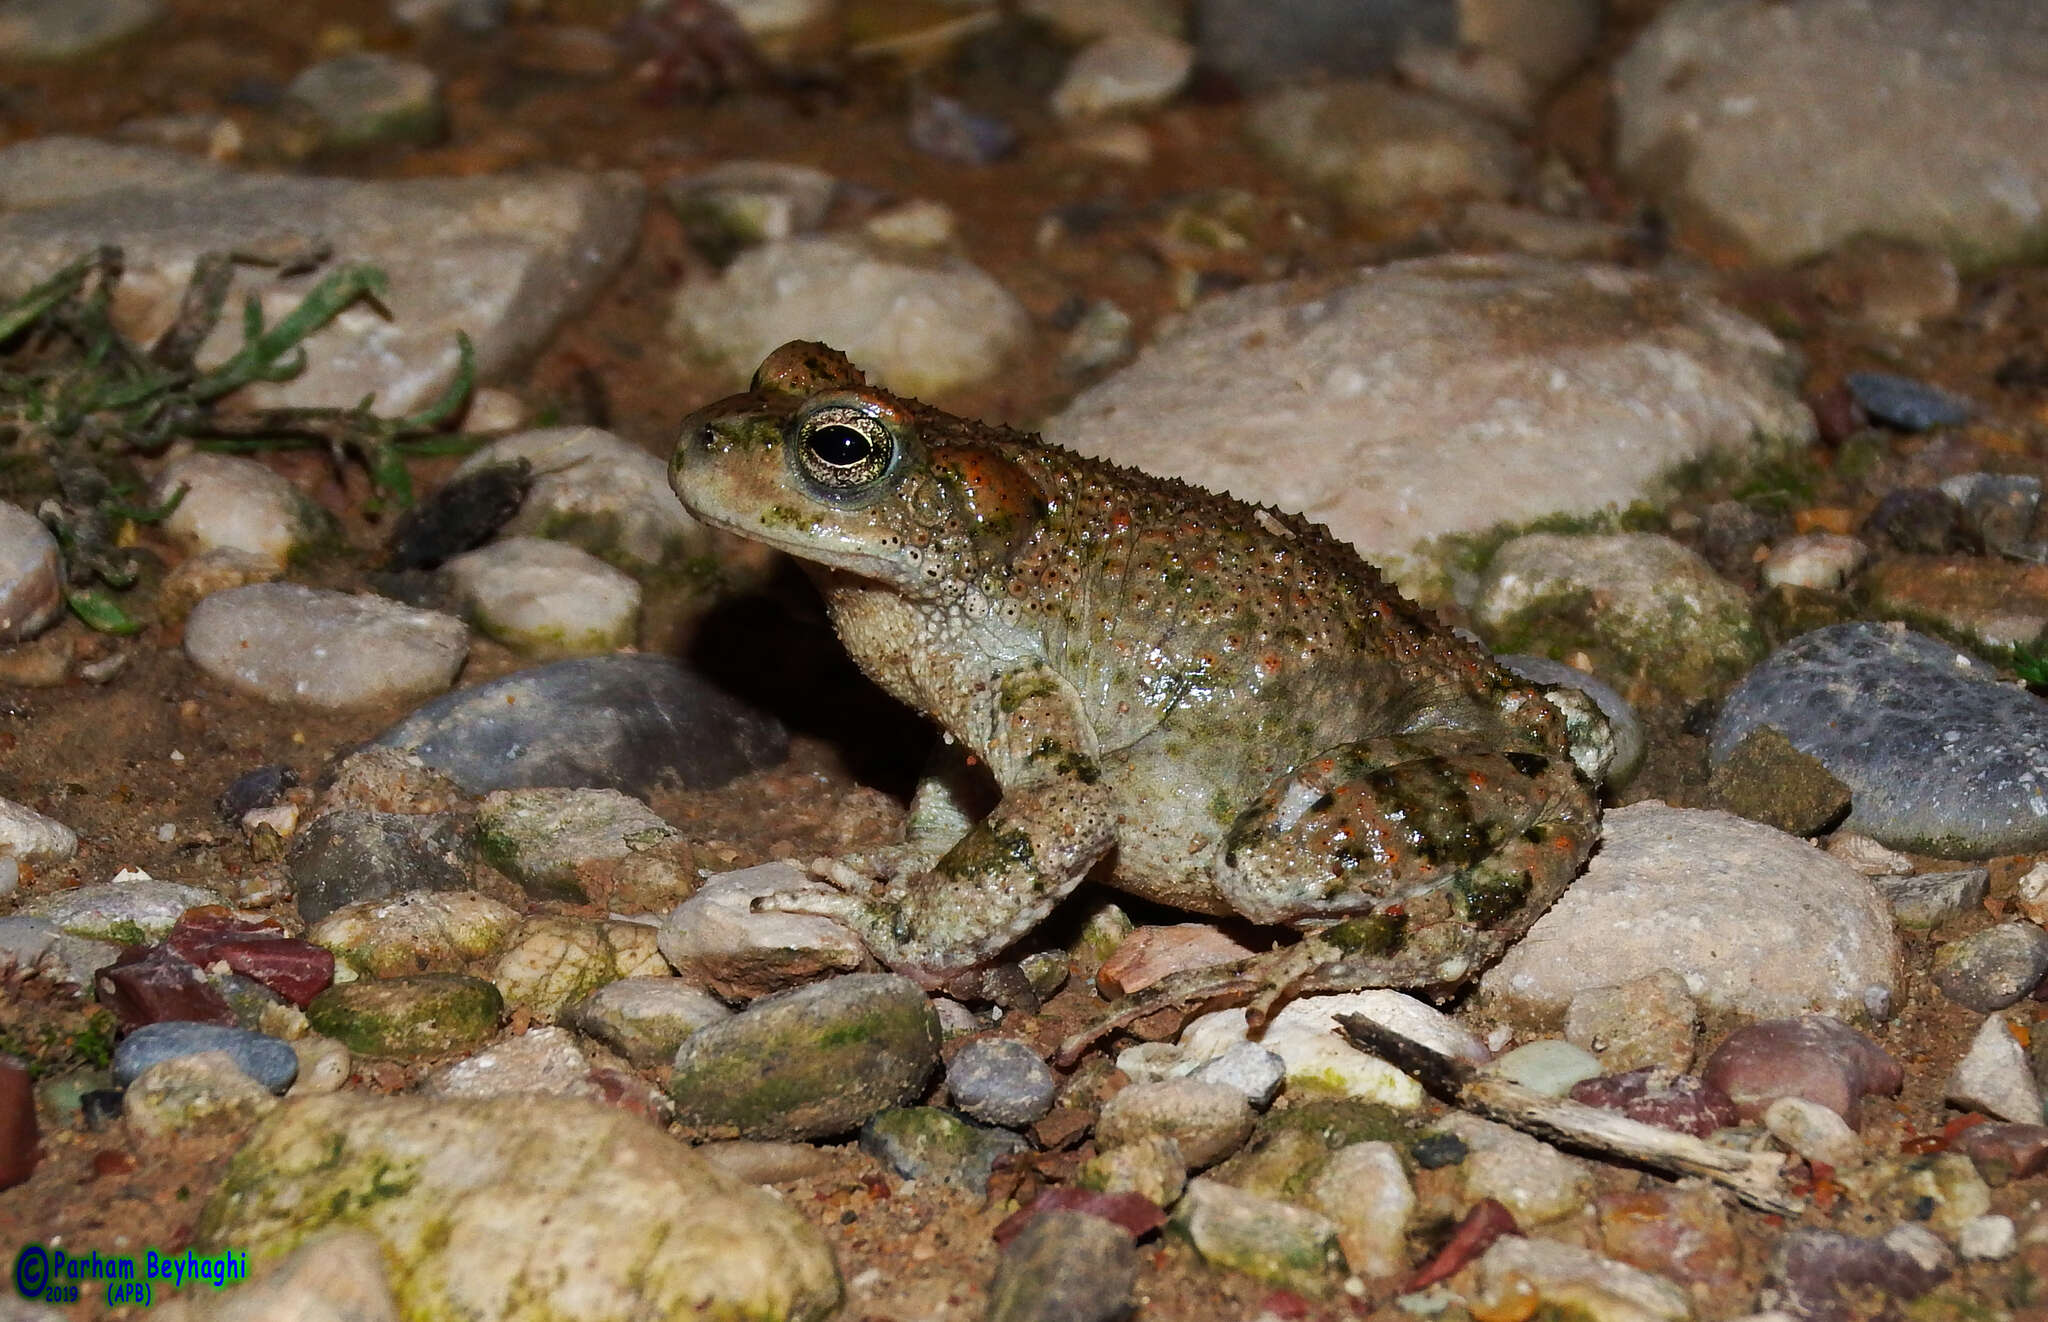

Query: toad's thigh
[1212,737,1597,928]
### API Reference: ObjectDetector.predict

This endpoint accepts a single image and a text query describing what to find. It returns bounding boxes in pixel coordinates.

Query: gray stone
[1932,923,2048,1012]
[449,428,713,576]
[1615,0,2048,266]
[668,973,941,1141]
[0,138,643,416]
[1710,623,2048,857]
[657,862,870,1001]
[1847,371,1973,432]
[473,787,688,909]
[1483,802,1900,1022]
[0,0,160,59]
[986,1210,1136,1322]
[1246,81,1524,216]
[306,889,521,977]
[0,503,62,644]
[0,796,76,863]
[946,1038,1058,1128]
[1043,255,1810,595]
[670,234,1031,398]
[1172,1177,1343,1291]
[197,1093,841,1322]
[1872,869,1989,929]
[1946,1013,2042,1125]
[287,52,445,150]
[370,652,787,797]
[1960,1215,2018,1263]
[566,977,731,1068]
[288,809,474,925]
[113,1022,298,1094]
[0,917,118,987]
[441,538,640,659]
[1475,532,1763,702]
[1097,1078,1254,1169]
[26,875,216,943]
[185,583,468,711]
[858,1106,1030,1193]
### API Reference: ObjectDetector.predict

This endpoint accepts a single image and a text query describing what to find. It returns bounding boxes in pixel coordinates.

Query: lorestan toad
[672,341,1613,1008]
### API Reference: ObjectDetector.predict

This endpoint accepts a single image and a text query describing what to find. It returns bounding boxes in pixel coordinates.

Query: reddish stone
[94,945,234,1029]
[1599,1187,1746,1296]
[1954,1123,2048,1185]
[1096,924,1258,998]
[1408,1199,1517,1291]
[992,1188,1166,1246]
[0,1056,35,1191]
[166,909,334,1007]
[91,1149,137,1179]
[1570,1068,1739,1138]
[1700,1016,1903,1124]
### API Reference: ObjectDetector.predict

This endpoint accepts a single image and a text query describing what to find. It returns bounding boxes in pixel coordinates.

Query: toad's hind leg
[1215,734,1599,967]
[1056,737,1599,1066]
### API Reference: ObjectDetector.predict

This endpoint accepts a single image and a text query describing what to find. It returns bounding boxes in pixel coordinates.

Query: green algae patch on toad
[199,1093,842,1322]
[668,973,941,1141]
[304,973,502,1059]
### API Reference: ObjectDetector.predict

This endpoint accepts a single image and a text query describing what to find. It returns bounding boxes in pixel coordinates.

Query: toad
[672,342,1612,1026]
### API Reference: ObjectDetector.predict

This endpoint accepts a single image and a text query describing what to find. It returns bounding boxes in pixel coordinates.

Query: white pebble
[1959,1214,2016,1261]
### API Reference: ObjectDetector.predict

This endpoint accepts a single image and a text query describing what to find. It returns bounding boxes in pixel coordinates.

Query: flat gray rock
[0,0,161,58]
[0,501,62,644]
[1042,254,1810,593]
[1482,801,1899,1022]
[1710,622,2048,857]
[0,138,642,415]
[370,653,787,797]
[185,583,468,711]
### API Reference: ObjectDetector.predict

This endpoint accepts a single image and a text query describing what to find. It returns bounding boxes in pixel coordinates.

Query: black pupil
[809,424,872,467]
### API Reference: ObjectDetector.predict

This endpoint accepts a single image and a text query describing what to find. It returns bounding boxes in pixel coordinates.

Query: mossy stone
[304,974,503,1058]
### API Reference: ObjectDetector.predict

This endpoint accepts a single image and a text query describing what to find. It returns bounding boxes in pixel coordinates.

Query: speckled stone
[1712,622,2048,857]
[1932,924,2048,1012]
[112,1022,298,1094]
[946,1038,1059,1129]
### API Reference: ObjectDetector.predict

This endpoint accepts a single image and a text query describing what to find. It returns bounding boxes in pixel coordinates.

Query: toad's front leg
[766,663,1118,987]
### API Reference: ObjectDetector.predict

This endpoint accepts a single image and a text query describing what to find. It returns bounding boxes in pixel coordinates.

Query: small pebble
[2015,861,2048,927]
[1077,1134,1185,1208]
[947,1038,1059,1128]
[1490,1039,1603,1096]
[287,51,446,149]
[1096,1079,1253,1169]
[1759,533,1867,592]
[1763,1096,1864,1168]
[289,1035,351,1095]
[1846,370,1973,431]
[1569,1068,1738,1138]
[566,977,731,1068]
[1187,1041,1285,1108]
[442,537,641,659]
[1945,1013,2043,1124]
[1873,868,1989,929]
[1762,1226,1952,1322]
[1932,923,2048,1011]
[112,1021,299,1095]
[122,1050,278,1143]
[0,502,63,645]
[1308,1141,1413,1279]
[185,583,468,712]
[1564,969,1698,1073]
[0,796,78,864]
[1959,1214,2017,1262]
[1171,1177,1342,1291]
[859,1106,1029,1194]
[1050,31,1193,120]
[656,862,869,1001]
[1953,1123,2048,1185]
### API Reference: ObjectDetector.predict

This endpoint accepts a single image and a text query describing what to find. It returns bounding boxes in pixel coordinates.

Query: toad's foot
[760,775,1117,989]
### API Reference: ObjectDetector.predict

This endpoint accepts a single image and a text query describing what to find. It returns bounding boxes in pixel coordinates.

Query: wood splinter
[1334,1012,1805,1217]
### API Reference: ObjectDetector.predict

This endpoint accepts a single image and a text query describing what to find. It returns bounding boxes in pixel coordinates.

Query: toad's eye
[795,407,894,492]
